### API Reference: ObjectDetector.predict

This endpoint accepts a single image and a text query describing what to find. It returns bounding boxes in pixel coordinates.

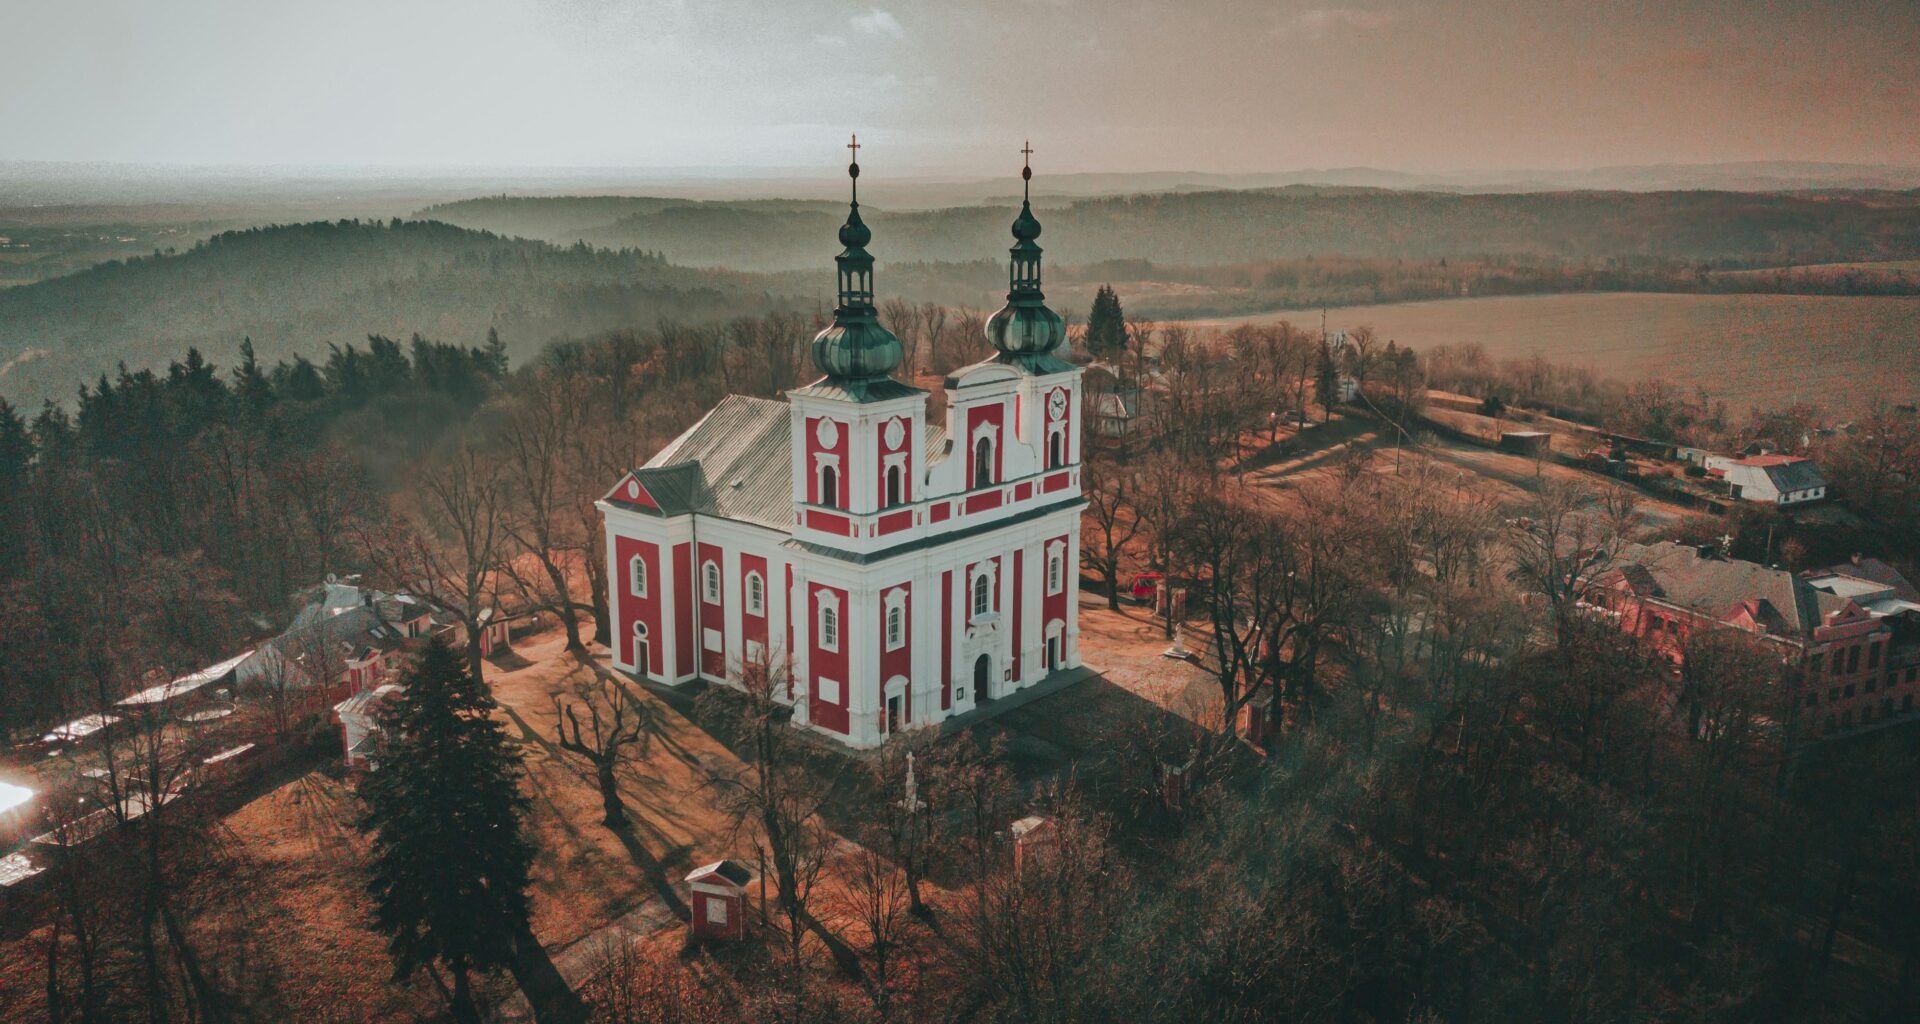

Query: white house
[1705,454,1828,505]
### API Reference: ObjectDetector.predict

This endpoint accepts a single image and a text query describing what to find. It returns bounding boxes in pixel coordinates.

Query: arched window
[702,560,720,603]
[887,605,904,649]
[820,465,839,508]
[885,464,903,507]
[820,603,840,652]
[1047,552,1062,595]
[973,437,994,488]
[1048,430,1065,469]
[972,572,992,619]
[629,555,648,597]
[746,572,765,616]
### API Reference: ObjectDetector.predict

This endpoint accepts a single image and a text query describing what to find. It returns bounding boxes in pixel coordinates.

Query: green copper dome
[812,317,902,379]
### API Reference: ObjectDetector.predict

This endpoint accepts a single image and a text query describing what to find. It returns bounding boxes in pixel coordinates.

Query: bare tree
[552,675,644,828]
[366,440,506,685]
[497,371,596,652]
[1078,453,1143,611]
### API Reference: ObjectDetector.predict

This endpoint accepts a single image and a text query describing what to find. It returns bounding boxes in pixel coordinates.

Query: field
[1191,292,1920,414]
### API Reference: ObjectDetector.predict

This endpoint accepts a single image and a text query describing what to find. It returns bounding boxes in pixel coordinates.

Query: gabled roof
[612,395,794,532]
[1747,457,1826,492]
[1613,541,1842,640]
[685,859,752,888]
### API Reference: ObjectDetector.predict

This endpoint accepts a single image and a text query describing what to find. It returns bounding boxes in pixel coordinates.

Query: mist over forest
[4,181,1920,407]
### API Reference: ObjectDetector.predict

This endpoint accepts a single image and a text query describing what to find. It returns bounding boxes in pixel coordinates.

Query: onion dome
[810,135,903,381]
[986,142,1067,361]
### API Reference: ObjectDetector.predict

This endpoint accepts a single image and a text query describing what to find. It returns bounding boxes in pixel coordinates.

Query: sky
[3,0,1918,176]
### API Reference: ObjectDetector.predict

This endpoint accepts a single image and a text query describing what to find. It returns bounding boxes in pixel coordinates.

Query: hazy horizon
[4,0,1918,176]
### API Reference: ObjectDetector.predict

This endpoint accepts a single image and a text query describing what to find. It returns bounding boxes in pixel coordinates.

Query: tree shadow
[605,820,691,923]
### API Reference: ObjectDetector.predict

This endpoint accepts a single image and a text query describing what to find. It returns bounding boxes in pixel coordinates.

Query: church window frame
[702,560,721,604]
[818,593,841,653]
[629,555,649,598]
[886,463,904,507]
[745,572,765,616]
[1047,427,1066,469]
[971,569,993,620]
[817,459,841,509]
[884,587,909,651]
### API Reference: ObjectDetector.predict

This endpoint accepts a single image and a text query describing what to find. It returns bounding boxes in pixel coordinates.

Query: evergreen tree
[484,326,510,380]
[232,337,276,421]
[359,641,535,1024]
[1315,335,1340,417]
[1085,284,1126,361]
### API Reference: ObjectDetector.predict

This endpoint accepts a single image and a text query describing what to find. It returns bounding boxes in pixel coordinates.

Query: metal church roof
[637,395,795,532]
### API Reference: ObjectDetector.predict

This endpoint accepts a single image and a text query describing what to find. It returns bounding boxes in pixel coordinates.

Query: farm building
[1704,454,1828,505]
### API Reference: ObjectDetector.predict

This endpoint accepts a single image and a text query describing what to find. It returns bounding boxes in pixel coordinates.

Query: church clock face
[815,418,840,448]
[1047,390,1067,420]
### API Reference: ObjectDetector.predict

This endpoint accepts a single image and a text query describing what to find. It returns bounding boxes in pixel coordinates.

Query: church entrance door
[973,654,993,702]
[887,693,903,734]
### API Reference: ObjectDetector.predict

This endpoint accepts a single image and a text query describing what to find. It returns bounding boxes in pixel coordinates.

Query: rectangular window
[1869,642,1882,669]
[1832,651,1844,677]
[1829,687,1840,701]
[1810,653,1823,675]
[707,896,728,926]
[1848,646,1862,674]
[1845,684,1855,698]
[746,573,765,616]
[1047,554,1062,596]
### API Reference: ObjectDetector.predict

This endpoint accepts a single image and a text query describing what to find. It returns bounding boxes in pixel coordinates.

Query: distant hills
[420,188,1920,273]
[0,219,792,406]
[8,173,1920,407]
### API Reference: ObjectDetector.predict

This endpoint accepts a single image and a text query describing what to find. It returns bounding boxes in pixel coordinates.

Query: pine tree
[359,641,535,1024]
[1085,284,1126,361]
[484,326,510,380]
[232,337,276,421]
[1315,335,1340,418]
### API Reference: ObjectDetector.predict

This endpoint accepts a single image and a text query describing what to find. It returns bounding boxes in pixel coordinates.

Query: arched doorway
[632,621,651,680]
[973,653,993,702]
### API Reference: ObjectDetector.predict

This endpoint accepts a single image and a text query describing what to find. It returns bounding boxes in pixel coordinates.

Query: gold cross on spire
[847,133,861,200]
[1021,140,1033,167]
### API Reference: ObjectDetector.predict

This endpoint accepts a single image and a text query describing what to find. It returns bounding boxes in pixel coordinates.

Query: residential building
[1591,541,1912,737]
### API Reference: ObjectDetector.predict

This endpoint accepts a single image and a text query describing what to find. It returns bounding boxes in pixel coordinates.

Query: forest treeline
[0,219,796,407]
[421,187,1920,272]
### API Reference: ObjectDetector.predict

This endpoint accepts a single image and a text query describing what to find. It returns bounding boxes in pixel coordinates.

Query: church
[597,142,1086,748]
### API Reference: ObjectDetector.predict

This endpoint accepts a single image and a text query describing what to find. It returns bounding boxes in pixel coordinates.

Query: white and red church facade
[598,145,1085,748]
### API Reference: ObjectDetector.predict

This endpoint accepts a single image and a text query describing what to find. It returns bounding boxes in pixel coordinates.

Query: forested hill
[0,218,796,406]
[419,188,1920,273]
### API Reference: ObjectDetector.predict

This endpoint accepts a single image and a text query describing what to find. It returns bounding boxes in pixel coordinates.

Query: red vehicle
[1129,572,1164,603]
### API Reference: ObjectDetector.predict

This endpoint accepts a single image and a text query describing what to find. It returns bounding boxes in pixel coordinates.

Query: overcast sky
[3,0,1917,175]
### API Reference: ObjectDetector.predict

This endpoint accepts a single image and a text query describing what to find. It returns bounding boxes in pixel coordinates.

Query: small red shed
[685,859,753,941]
[1010,815,1056,877]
